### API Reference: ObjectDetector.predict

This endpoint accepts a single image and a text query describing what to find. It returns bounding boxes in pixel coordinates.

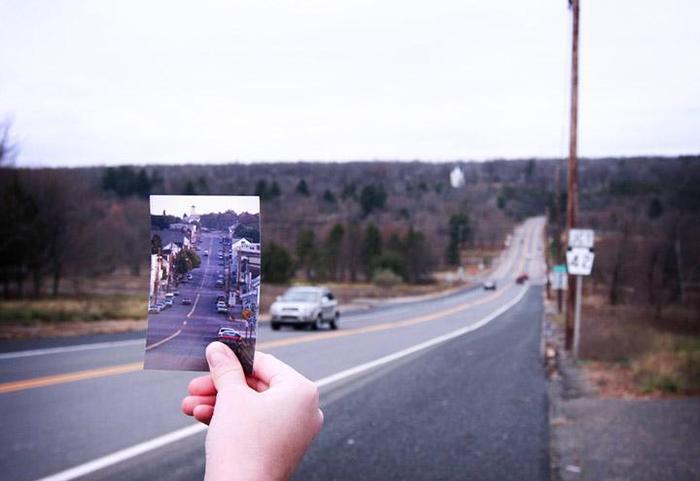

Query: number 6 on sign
[566,247,595,276]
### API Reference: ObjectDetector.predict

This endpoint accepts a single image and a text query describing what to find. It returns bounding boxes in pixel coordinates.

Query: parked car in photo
[187,273,193,280]
[181,297,192,305]
[217,305,228,314]
[483,280,497,291]
[217,327,242,343]
[269,286,339,331]
[516,273,529,284]
[216,279,224,287]
[203,250,209,256]
[148,305,161,314]
[164,298,173,307]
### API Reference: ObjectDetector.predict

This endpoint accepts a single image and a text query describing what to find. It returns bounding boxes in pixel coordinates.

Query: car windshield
[282,291,320,303]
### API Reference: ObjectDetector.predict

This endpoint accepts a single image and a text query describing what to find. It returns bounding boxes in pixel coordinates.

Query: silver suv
[270,286,339,331]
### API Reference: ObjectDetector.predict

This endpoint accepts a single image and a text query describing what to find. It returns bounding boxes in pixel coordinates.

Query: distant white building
[183,205,201,224]
[231,238,258,252]
[450,166,465,188]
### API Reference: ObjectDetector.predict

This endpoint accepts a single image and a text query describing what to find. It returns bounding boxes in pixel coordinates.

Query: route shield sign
[568,228,595,248]
[566,247,595,276]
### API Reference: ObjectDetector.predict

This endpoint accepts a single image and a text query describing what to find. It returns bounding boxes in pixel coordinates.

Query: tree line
[262,221,438,285]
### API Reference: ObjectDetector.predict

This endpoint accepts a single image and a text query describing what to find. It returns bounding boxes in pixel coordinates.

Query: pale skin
[182,342,324,481]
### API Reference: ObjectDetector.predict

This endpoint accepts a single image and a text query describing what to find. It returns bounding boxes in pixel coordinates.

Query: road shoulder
[545,299,700,481]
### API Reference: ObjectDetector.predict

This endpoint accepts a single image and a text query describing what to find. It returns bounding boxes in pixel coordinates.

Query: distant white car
[269,286,339,331]
[483,280,497,291]
[148,305,161,314]
[217,305,228,314]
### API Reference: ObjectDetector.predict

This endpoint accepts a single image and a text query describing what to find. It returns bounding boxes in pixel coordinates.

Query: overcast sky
[150,195,259,217]
[1,0,698,167]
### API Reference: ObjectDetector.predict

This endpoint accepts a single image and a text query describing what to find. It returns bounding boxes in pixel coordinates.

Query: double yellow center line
[1,222,536,395]
[0,288,507,395]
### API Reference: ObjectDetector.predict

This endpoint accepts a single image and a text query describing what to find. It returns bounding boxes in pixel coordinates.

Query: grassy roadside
[0,280,464,339]
[575,295,700,396]
[0,294,147,325]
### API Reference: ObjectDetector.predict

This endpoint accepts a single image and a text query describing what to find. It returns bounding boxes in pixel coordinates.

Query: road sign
[566,247,595,276]
[550,266,568,290]
[568,228,594,248]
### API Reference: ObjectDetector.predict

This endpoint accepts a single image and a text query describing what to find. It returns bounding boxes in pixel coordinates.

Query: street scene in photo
[144,195,261,373]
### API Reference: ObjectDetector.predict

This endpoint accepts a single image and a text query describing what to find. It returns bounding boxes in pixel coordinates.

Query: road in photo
[0,218,546,481]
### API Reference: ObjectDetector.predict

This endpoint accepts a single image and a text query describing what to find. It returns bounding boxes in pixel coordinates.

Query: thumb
[206,342,246,391]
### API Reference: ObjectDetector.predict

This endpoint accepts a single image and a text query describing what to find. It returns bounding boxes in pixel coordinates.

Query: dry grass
[260,281,456,313]
[632,338,700,394]
[0,295,147,324]
[580,295,700,396]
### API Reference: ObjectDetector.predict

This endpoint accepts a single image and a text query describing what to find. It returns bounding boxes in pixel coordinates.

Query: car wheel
[330,312,339,330]
[312,314,322,330]
[271,322,280,331]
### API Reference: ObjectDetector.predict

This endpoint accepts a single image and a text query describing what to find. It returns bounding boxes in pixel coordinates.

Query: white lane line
[32,285,530,481]
[0,340,144,360]
[186,293,201,318]
[34,423,207,481]
[144,329,182,352]
[316,285,529,388]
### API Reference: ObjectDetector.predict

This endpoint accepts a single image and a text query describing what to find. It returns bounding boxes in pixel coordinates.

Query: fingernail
[207,342,230,368]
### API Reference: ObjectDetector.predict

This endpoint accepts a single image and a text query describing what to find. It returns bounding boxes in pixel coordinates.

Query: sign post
[566,229,595,359]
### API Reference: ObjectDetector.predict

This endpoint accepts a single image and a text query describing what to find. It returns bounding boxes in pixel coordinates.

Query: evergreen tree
[296,229,317,280]
[322,189,336,204]
[361,223,382,278]
[359,183,387,216]
[296,179,310,196]
[262,242,295,283]
[324,224,345,280]
[446,212,471,266]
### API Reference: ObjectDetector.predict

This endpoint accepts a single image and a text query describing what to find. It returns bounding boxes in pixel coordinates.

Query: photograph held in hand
[144,195,260,374]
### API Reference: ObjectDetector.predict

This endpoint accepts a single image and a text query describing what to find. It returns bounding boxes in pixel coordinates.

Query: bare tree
[0,120,17,167]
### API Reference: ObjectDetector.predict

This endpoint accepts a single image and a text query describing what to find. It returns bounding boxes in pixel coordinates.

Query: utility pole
[565,0,580,350]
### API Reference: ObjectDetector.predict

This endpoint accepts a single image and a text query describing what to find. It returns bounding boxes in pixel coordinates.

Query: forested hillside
[1,156,699,315]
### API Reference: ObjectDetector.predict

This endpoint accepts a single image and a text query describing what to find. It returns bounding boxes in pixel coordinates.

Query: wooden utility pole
[565,0,580,350]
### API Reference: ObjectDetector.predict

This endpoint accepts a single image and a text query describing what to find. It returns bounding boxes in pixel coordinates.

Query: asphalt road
[145,230,254,372]
[0,217,547,481]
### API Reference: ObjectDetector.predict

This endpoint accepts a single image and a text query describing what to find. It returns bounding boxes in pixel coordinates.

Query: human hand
[182,342,324,481]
